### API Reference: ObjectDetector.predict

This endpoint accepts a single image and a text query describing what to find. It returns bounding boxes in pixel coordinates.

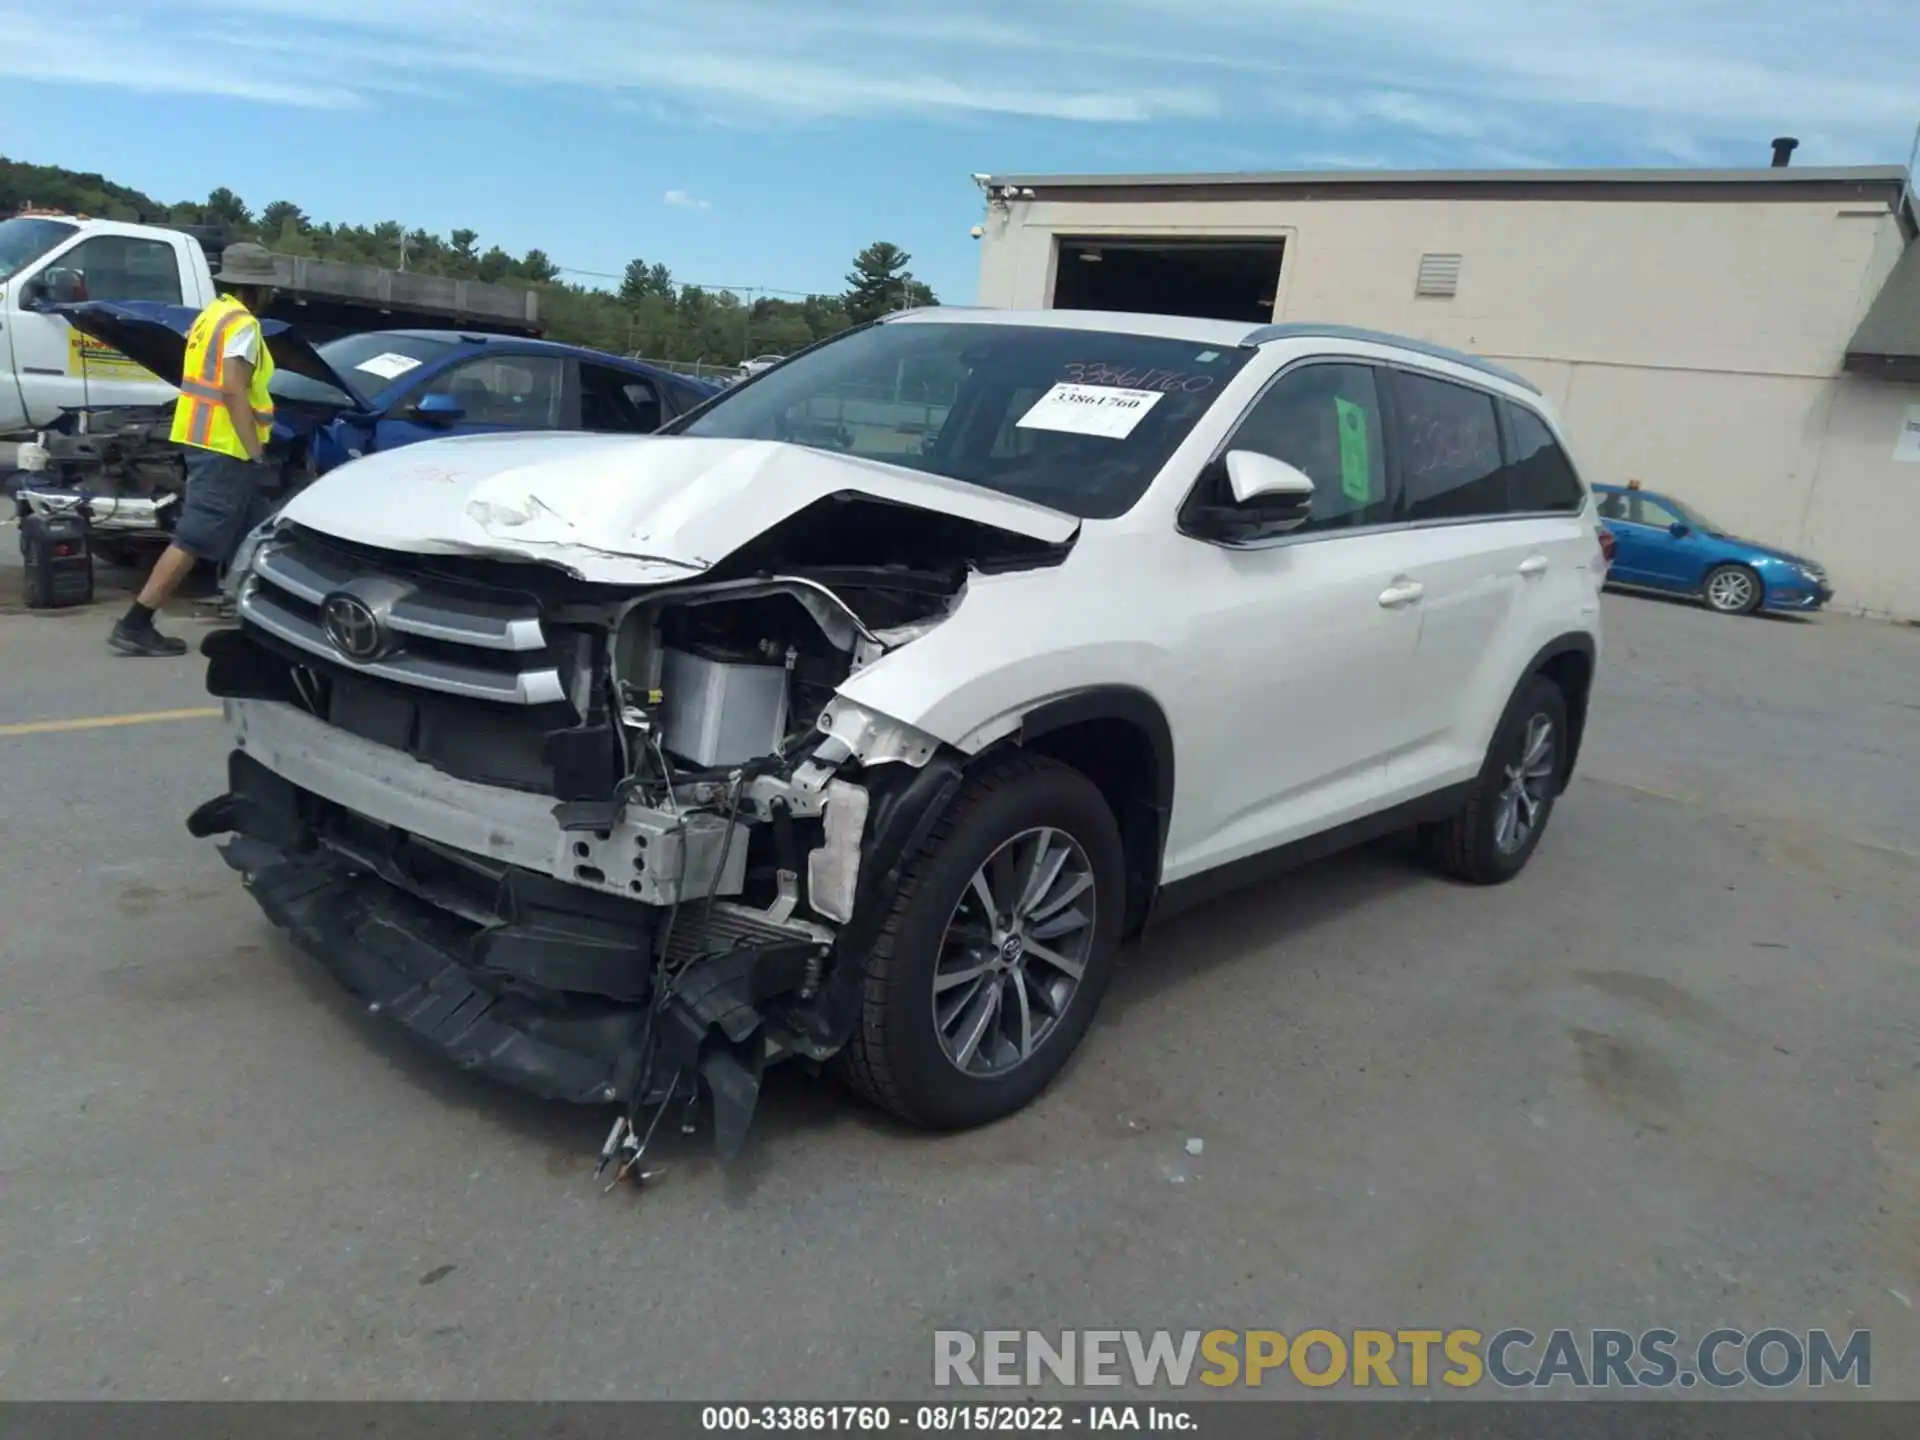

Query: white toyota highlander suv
[189,309,1604,1163]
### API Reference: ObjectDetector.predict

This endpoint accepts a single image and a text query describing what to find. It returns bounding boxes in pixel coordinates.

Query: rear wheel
[836,754,1125,1128]
[1703,563,1762,615]
[1422,676,1568,885]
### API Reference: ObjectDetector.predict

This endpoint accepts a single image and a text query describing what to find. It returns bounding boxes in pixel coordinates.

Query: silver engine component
[659,647,790,767]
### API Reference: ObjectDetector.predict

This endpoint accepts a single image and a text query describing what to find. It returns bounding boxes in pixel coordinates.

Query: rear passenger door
[1384,370,1590,795]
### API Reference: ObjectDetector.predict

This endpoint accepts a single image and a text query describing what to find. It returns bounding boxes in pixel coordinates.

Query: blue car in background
[266,328,720,475]
[18,301,719,560]
[1593,483,1833,616]
[45,298,717,486]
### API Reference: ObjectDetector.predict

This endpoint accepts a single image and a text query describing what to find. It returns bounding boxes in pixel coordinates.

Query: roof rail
[880,304,988,321]
[1245,322,1541,394]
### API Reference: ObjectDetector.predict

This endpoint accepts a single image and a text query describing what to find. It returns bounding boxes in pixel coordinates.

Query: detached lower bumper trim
[15,488,169,533]
[225,835,645,1106]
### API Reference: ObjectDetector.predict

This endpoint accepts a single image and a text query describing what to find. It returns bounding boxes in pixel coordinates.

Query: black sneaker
[108,619,189,657]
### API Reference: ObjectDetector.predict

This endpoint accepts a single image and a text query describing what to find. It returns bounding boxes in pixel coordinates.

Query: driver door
[1155,361,1429,880]
[1608,491,1699,590]
[8,229,188,421]
[374,352,567,451]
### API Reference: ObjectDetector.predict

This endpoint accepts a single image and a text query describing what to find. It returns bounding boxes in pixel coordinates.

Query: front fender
[837,639,1176,757]
[832,565,1176,755]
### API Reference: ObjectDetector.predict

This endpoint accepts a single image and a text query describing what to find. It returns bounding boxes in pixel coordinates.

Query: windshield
[0,216,80,282]
[673,320,1253,519]
[272,332,460,407]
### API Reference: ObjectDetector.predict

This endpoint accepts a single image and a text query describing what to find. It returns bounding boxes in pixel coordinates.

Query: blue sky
[5,1,1916,305]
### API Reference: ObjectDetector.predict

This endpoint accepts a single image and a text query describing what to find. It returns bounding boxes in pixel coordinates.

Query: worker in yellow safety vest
[109,242,280,656]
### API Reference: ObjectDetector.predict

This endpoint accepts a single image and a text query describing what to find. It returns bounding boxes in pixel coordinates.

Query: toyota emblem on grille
[321,593,386,661]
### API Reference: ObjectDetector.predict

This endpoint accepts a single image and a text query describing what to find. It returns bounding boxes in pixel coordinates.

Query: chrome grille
[240,535,568,706]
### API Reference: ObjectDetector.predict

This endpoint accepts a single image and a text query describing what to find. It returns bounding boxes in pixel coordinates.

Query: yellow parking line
[0,706,222,738]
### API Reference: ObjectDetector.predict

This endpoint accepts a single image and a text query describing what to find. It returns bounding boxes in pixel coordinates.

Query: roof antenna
[1770,136,1799,168]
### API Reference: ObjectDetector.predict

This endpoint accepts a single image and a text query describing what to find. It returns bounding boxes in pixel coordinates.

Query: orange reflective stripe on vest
[170,295,276,457]
[200,310,247,379]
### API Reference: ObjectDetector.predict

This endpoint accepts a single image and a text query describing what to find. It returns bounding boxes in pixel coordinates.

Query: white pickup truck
[0,212,216,433]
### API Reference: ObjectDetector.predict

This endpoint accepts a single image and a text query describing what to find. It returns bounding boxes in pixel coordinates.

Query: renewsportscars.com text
[932,1327,1871,1391]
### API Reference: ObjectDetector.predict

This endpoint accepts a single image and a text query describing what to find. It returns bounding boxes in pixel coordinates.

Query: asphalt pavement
[2,555,1917,1399]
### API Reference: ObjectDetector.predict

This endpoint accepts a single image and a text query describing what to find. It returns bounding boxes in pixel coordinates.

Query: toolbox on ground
[19,510,95,609]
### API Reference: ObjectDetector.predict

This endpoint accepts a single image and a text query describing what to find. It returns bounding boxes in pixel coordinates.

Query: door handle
[1378,580,1426,609]
[1517,556,1549,578]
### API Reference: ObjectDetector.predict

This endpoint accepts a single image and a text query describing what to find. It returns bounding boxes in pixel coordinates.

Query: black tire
[836,753,1126,1129]
[1421,676,1570,885]
[1702,563,1763,615]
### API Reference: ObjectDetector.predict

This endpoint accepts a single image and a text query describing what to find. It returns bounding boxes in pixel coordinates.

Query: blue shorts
[173,448,269,563]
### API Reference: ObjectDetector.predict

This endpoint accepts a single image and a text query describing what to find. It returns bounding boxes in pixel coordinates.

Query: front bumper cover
[210,825,652,1106]
[191,750,832,1156]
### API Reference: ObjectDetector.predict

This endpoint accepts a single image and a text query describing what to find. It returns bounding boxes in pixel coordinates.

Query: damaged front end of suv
[186,430,1080,1169]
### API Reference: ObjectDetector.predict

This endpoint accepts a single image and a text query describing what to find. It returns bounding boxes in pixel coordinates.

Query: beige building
[974,161,1920,620]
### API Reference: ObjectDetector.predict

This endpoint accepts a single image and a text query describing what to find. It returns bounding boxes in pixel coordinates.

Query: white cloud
[663,189,711,209]
[4,0,1914,165]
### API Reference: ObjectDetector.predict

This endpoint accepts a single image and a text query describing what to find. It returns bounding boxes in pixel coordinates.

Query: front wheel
[836,754,1126,1129]
[1422,676,1569,885]
[1702,563,1762,615]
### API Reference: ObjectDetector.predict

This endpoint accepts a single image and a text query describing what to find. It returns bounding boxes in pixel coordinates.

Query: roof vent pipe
[1771,136,1799,168]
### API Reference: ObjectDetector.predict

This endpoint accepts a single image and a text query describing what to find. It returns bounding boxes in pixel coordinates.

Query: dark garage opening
[1051,240,1286,324]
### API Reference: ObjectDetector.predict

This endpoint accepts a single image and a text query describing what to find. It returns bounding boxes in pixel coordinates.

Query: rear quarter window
[1504,403,1585,513]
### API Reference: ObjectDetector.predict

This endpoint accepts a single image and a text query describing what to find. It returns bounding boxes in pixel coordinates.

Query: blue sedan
[56,300,718,482]
[1593,483,1832,616]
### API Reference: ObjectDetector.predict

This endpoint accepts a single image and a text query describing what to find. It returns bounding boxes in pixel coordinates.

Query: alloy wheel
[931,827,1097,1077]
[1706,569,1755,613]
[1494,714,1556,855]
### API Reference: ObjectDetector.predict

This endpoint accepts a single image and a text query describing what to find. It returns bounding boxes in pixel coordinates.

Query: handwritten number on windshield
[1060,363,1215,394]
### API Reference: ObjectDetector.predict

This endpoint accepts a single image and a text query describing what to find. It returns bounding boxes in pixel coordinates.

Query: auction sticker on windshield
[1017,383,1164,440]
[355,352,426,381]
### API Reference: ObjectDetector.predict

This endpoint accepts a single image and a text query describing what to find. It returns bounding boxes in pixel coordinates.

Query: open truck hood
[54,300,353,394]
[274,431,1081,585]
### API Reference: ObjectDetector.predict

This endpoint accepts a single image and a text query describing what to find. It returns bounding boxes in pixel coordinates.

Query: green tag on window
[1335,397,1372,503]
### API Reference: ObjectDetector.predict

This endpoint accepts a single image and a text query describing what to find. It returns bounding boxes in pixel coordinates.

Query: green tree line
[2,157,937,366]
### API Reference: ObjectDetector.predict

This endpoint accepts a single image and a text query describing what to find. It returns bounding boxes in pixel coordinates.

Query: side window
[665,376,711,415]
[51,234,183,304]
[578,362,662,433]
[423,354,563,427]
[1393,370,1506,522]
[1504,404,1584,513]
[1595,489,1629,521]
[1626,493,1682,528]
[1217,363,1392,535]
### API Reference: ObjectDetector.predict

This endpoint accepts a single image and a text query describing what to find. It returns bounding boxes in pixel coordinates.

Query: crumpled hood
[273,431,1081,584]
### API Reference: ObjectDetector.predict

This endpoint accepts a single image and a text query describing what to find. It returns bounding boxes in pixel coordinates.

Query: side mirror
[21,268,85,311]
[1223,450,1314,533]
[1224,449,1315,506]
[414,392,466,425]
[1668,521,1690,538]
[1184,451,1316,543]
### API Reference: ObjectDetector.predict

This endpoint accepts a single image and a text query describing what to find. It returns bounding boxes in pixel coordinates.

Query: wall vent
[1416,252,1462,298]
